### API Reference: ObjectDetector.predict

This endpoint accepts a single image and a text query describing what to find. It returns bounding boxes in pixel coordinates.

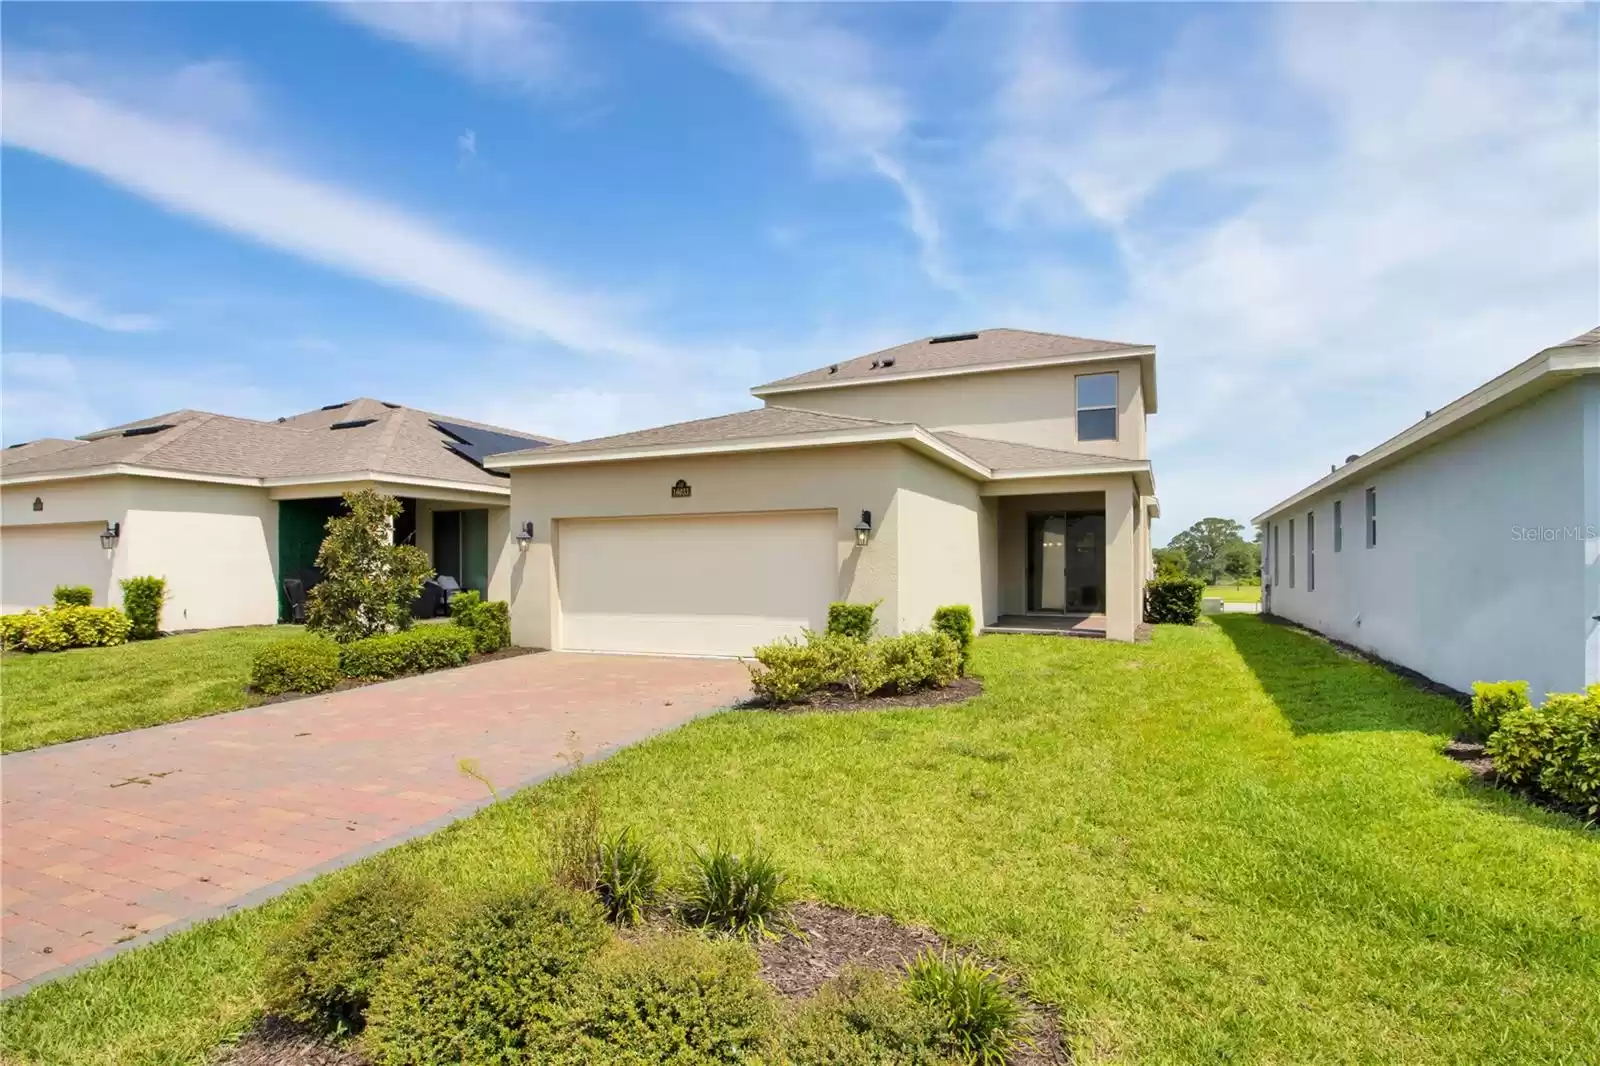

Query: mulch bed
[214,899,1070,1065]
[211,1017,369,1066]
[760,901,1070,1064]
[754,676,984,714]
[253,645,539,707]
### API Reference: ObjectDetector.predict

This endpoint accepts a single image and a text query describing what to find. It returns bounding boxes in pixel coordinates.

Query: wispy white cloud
[674,4,957,291]
[0,65,670,361]
[980,3,1598,537]
[1,269,163,332]
[331,1,567,94]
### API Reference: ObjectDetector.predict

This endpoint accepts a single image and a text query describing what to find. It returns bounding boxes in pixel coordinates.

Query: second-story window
[1076,372,1119,442]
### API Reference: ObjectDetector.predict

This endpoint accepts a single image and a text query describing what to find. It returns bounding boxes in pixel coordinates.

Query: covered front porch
[980,473,1156,642]
[271,480,513,621]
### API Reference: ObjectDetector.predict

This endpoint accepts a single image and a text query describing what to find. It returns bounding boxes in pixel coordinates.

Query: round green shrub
[783,968,947,1066]
[542,935,777,1064]
[364,885,609,1066]
[119,575,167,639]
[250,635,342,695]
[1486,687,1600,813]
[930,605,975,676]
[52,584,93,608]
[1144,576,1206,625]
[262,870,430,1033]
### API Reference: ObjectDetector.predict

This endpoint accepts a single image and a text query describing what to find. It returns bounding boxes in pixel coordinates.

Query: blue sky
[3,2,1596,541]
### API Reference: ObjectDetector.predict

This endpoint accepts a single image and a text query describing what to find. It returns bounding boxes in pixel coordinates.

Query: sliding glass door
[1027,512,1106,613]
[432,509,489,596]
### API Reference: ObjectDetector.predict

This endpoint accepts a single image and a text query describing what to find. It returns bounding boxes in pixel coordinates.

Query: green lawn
[1204,583,1262,603]
[3,617,1596,1065]
[1,625,302,753]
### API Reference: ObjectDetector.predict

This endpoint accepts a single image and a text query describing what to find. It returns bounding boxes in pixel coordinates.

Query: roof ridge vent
[928,332,979,344]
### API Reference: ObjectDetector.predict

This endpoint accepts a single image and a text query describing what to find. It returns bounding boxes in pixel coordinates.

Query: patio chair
[282,578,308,624]
[436,575,464,615]
[412,579,444,620]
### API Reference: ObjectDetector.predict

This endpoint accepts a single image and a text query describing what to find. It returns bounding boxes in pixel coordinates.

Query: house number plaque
[671,479,691,499]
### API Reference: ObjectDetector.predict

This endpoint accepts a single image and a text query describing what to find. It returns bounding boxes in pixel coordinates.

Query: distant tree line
[1155,517,1261,584]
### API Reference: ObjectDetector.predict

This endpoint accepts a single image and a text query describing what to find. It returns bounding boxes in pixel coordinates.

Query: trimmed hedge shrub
[119,575,167,639]
[550,936,776,1063]
[364,885,608,1066]
[784,968,947,1066]
[52,585,93,608]
[747,630,961,705]
[0,606,132,653]
[931,605,975,676]
[827,601,880,642]
[262,870,430,1033]
[450,590,511,653]
[1144,576,1205,625]
[339,625,476,681]
[250,636,342,695]
[1471,681,1530,739]
[1486,686,1600,814]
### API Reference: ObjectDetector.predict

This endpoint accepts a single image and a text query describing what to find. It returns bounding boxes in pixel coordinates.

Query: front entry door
[1028,512,1106,613]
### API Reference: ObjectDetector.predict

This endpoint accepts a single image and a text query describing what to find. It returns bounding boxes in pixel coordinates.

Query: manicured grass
[3,618,1596,1065]
[1204,583,1262,603]
[0,626,302,753]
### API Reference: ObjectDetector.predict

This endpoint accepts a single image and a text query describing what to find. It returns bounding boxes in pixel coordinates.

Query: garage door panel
[1,524,113,613]
[558,511,835,657]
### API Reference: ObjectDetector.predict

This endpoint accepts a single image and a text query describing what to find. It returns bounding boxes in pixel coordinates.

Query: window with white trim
[1289,518,1296,588]
[1075,373,1118,442]
[1307,510,1315,591]
[1333,499,1343,553]
[1365,487,1378,548]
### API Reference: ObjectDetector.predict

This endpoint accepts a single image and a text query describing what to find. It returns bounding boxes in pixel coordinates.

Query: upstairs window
[1366,488,1378,548]
[1076,373,1119,442]
[1333,499,1343,552]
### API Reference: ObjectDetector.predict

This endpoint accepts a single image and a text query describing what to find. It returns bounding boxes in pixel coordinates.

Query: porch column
[1103,480,1138,641]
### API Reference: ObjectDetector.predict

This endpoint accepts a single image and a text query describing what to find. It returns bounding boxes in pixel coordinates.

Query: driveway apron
[0,651,750,994]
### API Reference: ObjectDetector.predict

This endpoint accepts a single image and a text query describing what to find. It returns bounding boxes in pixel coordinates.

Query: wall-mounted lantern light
[854,510,872,547]
[99,521,121,550]
[515,521,535,550]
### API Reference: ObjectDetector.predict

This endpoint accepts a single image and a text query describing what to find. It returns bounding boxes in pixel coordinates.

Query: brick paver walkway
[0,651,749,994]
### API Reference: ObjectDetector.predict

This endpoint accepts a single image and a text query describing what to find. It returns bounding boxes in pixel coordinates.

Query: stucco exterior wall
[1263,380,1592,702]
[121,481,280,630]
[505,443,909,650]
[769,359,1149,459]
[893,449,989,631]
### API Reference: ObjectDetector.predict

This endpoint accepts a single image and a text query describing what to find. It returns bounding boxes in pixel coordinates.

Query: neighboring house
[0,399,556,629]
[1254,328,1600,703]
[487,329,1160,656]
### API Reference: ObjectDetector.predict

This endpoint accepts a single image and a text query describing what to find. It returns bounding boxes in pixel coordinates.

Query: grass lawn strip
[0,626,303,753]
[2,618,1596,1065]
[1203,583,1262,604]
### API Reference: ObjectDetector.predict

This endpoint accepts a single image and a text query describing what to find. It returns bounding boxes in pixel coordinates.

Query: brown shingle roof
[1547,327,1600,351]
[2,401,558,489]
[498,406,896,460]
[753,328,1149,393]
[932,432,1135,473]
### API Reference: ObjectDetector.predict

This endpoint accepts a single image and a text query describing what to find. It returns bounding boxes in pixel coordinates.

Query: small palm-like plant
[902,949,1025,1064]
[680,842,788,938]
[596,826,661,925]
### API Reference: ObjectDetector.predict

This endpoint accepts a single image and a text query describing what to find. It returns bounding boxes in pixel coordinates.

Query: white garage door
[558,510,836,657]
[0,524,114,613]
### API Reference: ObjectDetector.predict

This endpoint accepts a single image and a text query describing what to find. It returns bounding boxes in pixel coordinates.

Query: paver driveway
[0,651,750,994]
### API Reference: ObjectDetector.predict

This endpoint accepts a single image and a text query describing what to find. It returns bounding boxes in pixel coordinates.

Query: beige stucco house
[0,399,556,629]
[488,329,1160,656]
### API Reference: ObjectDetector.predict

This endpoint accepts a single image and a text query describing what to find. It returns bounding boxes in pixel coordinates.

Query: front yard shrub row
[51,584,93,607]
[1469,680,1530,738]
[1483,683,1600,814]
[748,630,962,705]
[1145,575,1206,624]
[118,575,167,639]
[0,606,133,653]
[339,626,477,681]
[449,590,511,653]
[249,636,344,696]
[264,861,1021,1064]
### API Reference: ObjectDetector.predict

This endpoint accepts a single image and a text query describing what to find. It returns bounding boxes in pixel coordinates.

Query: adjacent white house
[0,400,557,629]
[488,329,1161,656]
[1254,328,1600,703]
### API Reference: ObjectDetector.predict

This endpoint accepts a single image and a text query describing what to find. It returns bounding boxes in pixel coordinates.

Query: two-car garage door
[558,511,836,657]
[0,523,113,613]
